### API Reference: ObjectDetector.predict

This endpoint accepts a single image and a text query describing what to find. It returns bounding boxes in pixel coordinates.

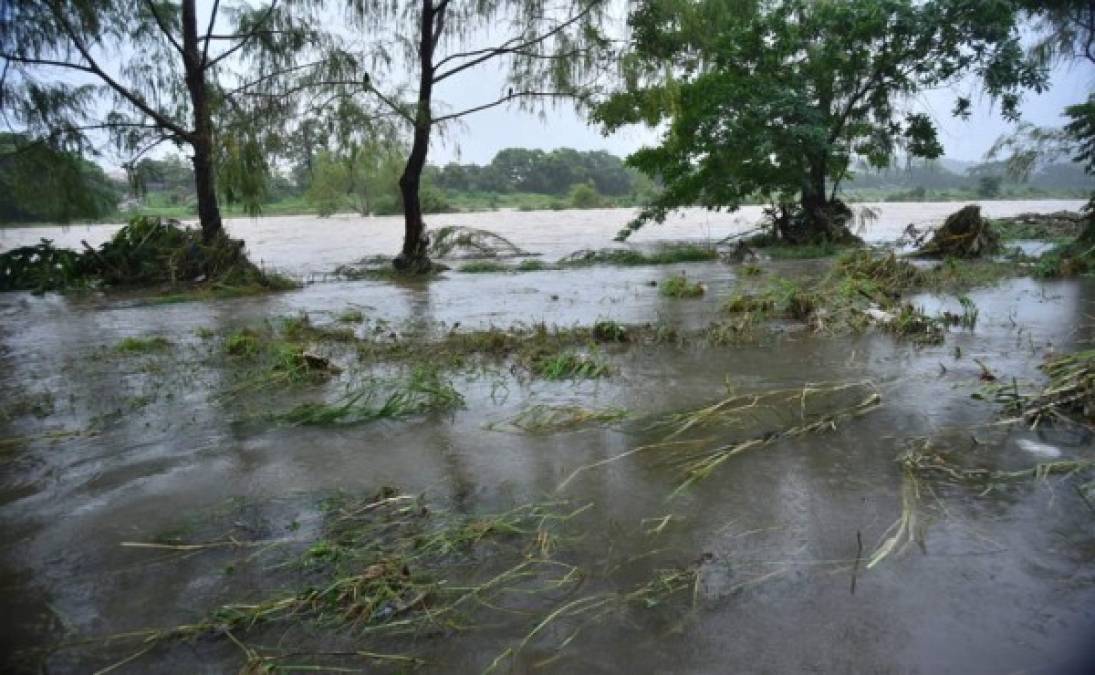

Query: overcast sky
[427,58,1093,166]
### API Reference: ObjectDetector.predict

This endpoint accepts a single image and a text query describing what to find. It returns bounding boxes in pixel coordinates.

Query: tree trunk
[181,0,224,245]
[394,0,439,273]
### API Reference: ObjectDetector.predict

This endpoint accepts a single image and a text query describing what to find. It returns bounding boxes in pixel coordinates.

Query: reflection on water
[1,202,1094,673]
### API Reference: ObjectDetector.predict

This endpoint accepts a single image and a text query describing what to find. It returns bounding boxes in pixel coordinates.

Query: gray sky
[428,58,1094,166]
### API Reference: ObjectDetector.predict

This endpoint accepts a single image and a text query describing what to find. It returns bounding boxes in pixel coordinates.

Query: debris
[916,205,1000,258]
[428,225,530,259]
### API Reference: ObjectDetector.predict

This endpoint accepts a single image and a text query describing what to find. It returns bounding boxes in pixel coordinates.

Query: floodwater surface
[1,202,1094,673]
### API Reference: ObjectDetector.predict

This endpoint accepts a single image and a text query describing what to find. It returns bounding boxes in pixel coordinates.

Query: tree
[1,0,323,244]
[313,0,612,272]
[0,133,120,222]
[595,0,1046,242]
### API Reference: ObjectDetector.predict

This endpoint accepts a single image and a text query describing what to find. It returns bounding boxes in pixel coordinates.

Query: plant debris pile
[916,205,1000,258]
[428,225,530,259]
[73,490,697,672]
[0,216,287,292]
[991,350,1095,427]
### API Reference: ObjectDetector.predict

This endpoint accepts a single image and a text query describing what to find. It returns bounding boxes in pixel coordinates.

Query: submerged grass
[559,243,718,267]
[529,350,612,380]
[79,493,599,672]
[660,275,705,298]
[277,366,463,425]
[459,260,511,273]
[490,404,628,433]
[868,435,1095,569]
[559,381,881,495]
[116,335,171,353]
[989,350,1095,428]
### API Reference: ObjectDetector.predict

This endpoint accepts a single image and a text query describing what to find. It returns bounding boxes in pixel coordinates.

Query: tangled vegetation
[660,274,705,298]
[0,217,295,294]
[66,491,699,673]
[277,366,463,426]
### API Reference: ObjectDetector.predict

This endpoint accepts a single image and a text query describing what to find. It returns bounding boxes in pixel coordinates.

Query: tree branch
[201,0,221,66]
[203,0,279,71]
[0,54,96,74]
[142,0,185,56]
[46,1,192,140]
[432,2,599,83]
[431,90,575,124]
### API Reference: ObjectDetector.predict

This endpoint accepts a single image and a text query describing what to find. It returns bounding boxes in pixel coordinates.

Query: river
[1,200,1093,673]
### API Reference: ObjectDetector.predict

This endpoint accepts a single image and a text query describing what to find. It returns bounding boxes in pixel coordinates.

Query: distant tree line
[425,148,647,197]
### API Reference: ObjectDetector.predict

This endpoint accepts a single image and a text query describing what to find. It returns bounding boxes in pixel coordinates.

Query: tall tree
[306,0,612,272]
[595,0,1046,242]
[1,0,322,242]
[989,0,1095,244]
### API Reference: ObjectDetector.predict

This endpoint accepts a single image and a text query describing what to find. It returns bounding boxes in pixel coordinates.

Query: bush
[568,182,606,209]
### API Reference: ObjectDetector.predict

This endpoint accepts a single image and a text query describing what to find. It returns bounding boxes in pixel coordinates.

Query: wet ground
[2,203,1094,673]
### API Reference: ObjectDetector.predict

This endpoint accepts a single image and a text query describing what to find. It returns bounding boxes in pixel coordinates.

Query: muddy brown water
[1,202,1094,673]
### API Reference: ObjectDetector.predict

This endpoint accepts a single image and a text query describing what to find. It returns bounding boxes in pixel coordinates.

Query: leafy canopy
[595,0,1046,239]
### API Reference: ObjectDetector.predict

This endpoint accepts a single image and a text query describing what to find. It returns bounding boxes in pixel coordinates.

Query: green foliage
[0,216,294,291]
[0,239,89,292]
[225,330,262,357]
[530,351,612,380]
[116,336,171,353]
[569,181,607,209]
[2,1,324,233]
[0,135,119,223]
[592,320,629,343]
[306,142,406,217]
[559,244,718,267]
[278,367,464,426]
[432,148,640,197]
[459,261,510,273]
[598,0,1045,240]
[660,274,705,298]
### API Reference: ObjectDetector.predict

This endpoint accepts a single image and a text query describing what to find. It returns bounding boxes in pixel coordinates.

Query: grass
[529,351,612,380]
[490,404,628,433]
[82,493,602,673]
[224,329,261,356]
[939,295,979,329]
[988,350,1095,428]
[592,320,628,343]
[660,275,705,298]
[755,240,852,259]
[559,243,718,267]
[459,260,511,273]
[116,335,171,353]
[558,381,882,495]
[517,259,549,271]
[336,308,364,323]
[277,366,463,425]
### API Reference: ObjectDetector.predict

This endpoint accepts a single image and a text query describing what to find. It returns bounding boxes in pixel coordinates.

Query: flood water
[2,201,1094,673]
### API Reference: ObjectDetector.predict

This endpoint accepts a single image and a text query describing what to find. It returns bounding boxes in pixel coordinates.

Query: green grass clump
[493,404,628,433]
[459,260,510,273]
[922,257,1015,288]
[560,244,718,268]
[939,295,979,329]
[516,259,549,271]
[885,304,944,344]
[225,329,261,357]
[116,335,171,353]
[592,320,628,343]
[278,367,463,426]
[530,351,611,380]
[739,263,763,276]
[1032,241,1095,278]
[336,308,364,323]
[660,275,705,298]
[759,240,849,259]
